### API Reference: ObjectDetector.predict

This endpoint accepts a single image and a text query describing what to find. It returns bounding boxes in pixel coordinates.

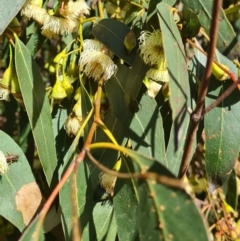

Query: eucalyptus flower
[61,0,90,20]
[79,50,117,81]
[42,15,77,36]
[21,4,47,24]
[83,39,114,58]
[139,30,165,67]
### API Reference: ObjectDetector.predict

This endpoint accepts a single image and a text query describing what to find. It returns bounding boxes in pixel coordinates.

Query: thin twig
[203,78,240,115]
[178,0,223,179]
[71,163,81,241]
[86,150,185,189]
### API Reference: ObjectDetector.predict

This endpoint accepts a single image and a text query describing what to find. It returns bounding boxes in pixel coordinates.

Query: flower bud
[66,57,79,78]
[61,75,74,99]
[53,49,66,65]
[212,62,230,81]
[0,66,12,89]
[64,113,81,137]
[10,69,21,94]
[51,80,67,101]
[72,100,82,118]
[74,87,81,101]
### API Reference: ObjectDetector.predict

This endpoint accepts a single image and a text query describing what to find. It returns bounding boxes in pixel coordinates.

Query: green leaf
[105,64,167,167]
[224,170,238,211]
[124,55,149,108]
[92,19,137,66]
[157,3,191,175]
[130,152,209,241]
[93,203,114,241]
[181,0,236,53]
[14,38,58,188]
[181,7,201,38]
[19,217,44,241]
[205,79,240,190]
[0,0,25,34]
[0,131,36,232]
[113,156,138,241]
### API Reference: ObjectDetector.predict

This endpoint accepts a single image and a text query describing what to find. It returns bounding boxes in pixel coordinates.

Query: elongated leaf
[138,178,209,241]
[93,203,114,241]
[0,0,25,34]
[128,150,209,241]
[105,64,167,167]
[14,38,58,188]
[0,131,37,232]
[225,170,238,211]
[181,0,236,53]
[92,19,137,65]
[19,217,44,241]
[157,3,190,174]
[113,156,138,241]
[205,80,240,190]
[124,55,149,108]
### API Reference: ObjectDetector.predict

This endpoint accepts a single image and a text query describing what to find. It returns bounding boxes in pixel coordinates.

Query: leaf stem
[178,0,223,179]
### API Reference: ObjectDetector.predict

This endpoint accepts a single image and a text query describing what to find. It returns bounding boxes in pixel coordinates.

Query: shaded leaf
[181,0,236,53]
[105,64,167,167]
[224,170,238,211]
[181,7,201,38]
[157,3,190,174]
[14,37,58,188]
[124,55,149,108]
[92,19,137,65]
[0,131,37,232]
[113,156,138,241]
[0,0,25,34]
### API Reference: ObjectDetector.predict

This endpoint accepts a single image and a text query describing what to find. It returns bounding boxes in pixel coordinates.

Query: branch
[178,0,223,179]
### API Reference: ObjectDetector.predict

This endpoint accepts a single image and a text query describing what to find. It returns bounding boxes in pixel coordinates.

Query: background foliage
[0,0,240,240]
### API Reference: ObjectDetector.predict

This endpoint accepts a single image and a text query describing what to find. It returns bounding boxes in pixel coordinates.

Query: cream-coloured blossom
[79,50,117,81]
[146,67,169,83]
[83,39,114,58]
[0,87,10,101]
[61,0,90,20]
[64,114,82,137]
[21,4,47,24]
[0,151,8,175]
[99,172,117,196]
[139,30,165,66]
[42,15,77,35]
[146,80,162,98]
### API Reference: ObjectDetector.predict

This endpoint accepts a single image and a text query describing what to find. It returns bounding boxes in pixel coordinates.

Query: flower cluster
[79,39,117,81]
[21,0,89,38]
[139,30,169,98]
